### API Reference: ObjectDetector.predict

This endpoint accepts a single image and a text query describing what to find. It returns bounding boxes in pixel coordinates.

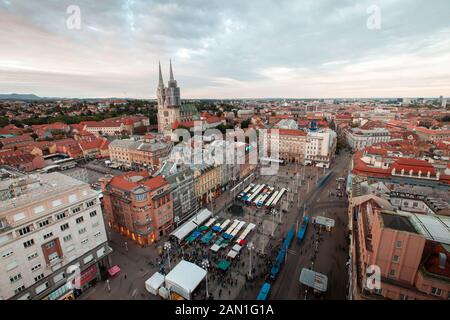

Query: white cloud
[0,0,449,98]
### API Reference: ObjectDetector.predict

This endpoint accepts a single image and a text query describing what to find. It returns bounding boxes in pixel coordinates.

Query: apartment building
[101,172,173,245]
[82,116,149,136]
[305,128,337,168]
[413,127,450,142]
[109,136,172,169]
[264,129,307,164]
[346,127,391,151]
[348,194,449,300]
[192,163,221,206]
[0,170,111,300]
[161,164,199,226]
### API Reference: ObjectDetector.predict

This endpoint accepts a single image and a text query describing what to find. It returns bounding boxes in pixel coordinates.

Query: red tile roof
[392,158,436,175]
[268,129,306,136]
[142,175,167,190]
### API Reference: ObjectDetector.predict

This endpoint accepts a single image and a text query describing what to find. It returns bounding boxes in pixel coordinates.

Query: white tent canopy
[210,244,221,252]
[170,209,212,242]
[165,260,207,300]
[232,244,242,252]
[145,272,165,295]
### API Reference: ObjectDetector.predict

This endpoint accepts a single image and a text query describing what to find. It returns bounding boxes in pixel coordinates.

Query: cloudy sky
[1,0,450,99]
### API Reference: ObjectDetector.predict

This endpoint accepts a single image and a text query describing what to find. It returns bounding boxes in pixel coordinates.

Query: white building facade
[346,127,391,151]
[305,129,337,168]
[0,172,111,300]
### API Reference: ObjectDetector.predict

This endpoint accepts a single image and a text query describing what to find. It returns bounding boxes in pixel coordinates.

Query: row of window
[13,199,97,240]
[19,211,98,250]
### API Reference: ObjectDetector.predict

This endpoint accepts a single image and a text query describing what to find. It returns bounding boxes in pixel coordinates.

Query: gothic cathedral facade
[157,60,198,134]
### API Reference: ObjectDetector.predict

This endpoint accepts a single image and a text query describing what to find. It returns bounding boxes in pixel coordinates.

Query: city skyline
[1,0,450,99]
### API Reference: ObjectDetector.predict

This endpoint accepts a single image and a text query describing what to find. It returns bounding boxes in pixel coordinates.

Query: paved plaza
[80,151,352,300]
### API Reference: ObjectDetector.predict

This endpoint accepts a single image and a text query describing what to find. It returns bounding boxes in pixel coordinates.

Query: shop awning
[108,265,121,277]
[217,259,231,271]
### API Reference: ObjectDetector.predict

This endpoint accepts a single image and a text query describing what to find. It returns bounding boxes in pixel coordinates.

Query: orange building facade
[101,172,173,246]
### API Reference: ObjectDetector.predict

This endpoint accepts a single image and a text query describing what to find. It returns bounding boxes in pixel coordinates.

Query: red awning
[238,239,247,246]
[108,265,121,277]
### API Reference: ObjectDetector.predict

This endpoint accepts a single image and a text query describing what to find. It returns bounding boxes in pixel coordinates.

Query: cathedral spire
[158,61,164,86]
[169,58,174,81]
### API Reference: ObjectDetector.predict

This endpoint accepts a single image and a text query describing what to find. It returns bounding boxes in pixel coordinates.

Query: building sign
[72,265,97,286]
[46,283,72,300]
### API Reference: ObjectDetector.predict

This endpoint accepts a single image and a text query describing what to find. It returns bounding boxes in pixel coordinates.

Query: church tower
[165,59,181,107]
[157,60,194,134]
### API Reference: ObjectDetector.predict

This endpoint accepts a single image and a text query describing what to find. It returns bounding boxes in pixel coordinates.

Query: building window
[60,223,69,231]
[10,273,22,283]
[89,211,97,218]
[38,219,50,228]
[35,281,49,294]
[2,249,14,259]
[78,227,87,235]
[27,252,38,261]
[86,200,95,208]
[31,263,42,272]
[81,238,89,245]
[76,216,84,224]
[23,239,35,248]
[45,241,55,249]
[43,232,53,240]
[17,226,32,236]
[389,269,396,278]
[431,287,442,297]
[72,206,81,214]
[63,234,72,242]
[399,294,409,300]
[48,253,60,264]
[392,255,400,263]
[56,212,67,220]
[395,241,402,248]
[53,272,66,283]
[14,285,26,295]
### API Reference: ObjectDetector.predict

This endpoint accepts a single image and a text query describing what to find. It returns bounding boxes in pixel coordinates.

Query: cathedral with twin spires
[157,60,198,133]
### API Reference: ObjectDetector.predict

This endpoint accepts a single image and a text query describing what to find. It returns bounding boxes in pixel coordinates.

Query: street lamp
[164,242,172,270]
[248,242,255,278]
[124,241,128,252]
[201,259,210,299]
[271,210,275,237]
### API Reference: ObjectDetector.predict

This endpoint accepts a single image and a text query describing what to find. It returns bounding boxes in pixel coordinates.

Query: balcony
[0,219,12,234]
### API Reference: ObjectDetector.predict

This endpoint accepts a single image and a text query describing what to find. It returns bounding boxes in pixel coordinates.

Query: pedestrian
[124,274,127,280]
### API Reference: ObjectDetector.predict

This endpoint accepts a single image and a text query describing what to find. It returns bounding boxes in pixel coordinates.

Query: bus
[257,187,274,208]
[243,184,260,202]
[265,190,279,209]
[246,184,265,205]
[256,283,271,300]
[271,188,287,208]
[238,183,254,200]
[253,194,265,207]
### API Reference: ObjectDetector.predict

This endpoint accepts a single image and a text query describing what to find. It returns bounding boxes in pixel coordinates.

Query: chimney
[438,252,447,270]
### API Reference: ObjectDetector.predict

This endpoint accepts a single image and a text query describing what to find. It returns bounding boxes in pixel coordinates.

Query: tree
[216,123,234,134]
[30,133,39,141]
[241,118,251,129]
[0,116,9,128]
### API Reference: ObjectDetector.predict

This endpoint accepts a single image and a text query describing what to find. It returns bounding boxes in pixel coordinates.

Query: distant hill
[0,94,142,102]
[0,93,43,101]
